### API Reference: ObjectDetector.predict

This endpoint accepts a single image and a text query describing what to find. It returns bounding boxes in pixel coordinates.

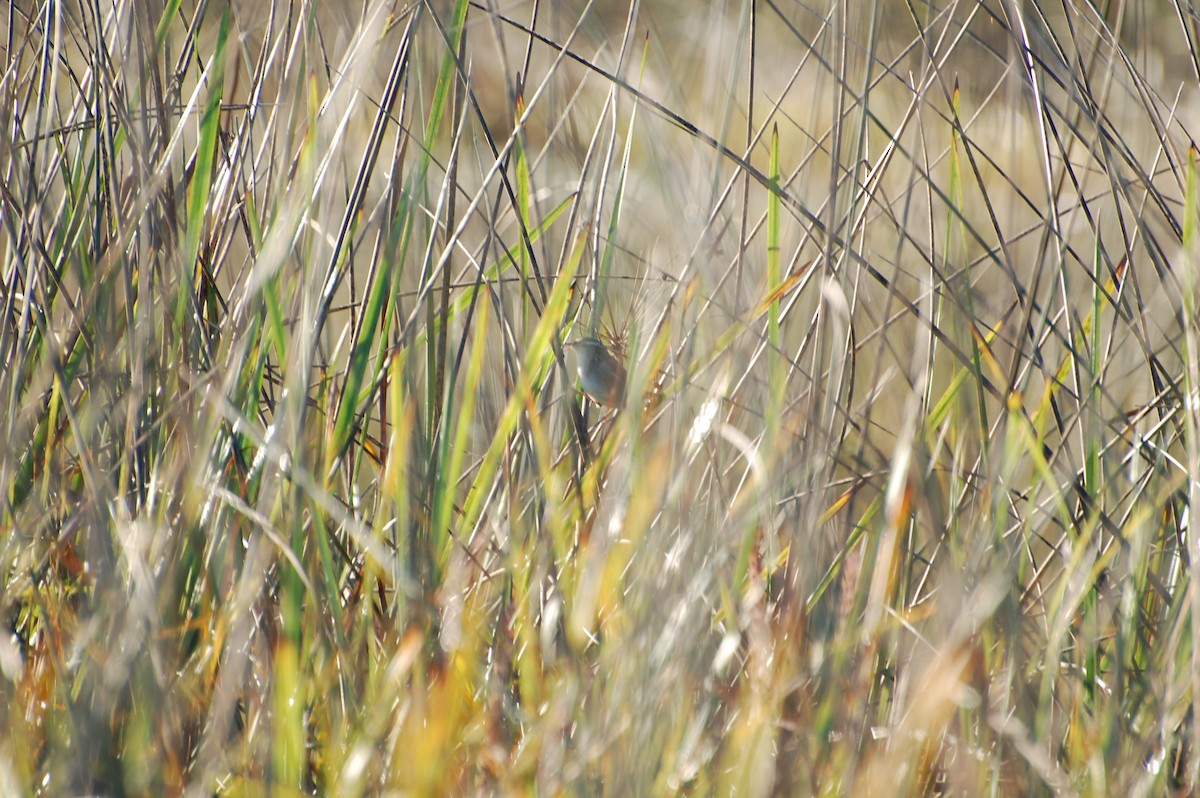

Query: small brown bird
[564,337,627,407]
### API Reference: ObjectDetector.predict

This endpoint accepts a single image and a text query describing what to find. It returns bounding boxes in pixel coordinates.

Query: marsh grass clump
[3,1,1200,794]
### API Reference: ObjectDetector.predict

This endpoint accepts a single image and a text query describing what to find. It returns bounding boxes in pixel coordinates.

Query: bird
[564,337,627,408]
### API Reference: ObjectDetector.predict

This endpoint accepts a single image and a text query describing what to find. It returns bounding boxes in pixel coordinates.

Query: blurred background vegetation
[2,0,1200,794]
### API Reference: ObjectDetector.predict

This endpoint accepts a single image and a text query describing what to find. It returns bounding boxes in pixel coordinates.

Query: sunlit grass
[1,1,1198,795]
